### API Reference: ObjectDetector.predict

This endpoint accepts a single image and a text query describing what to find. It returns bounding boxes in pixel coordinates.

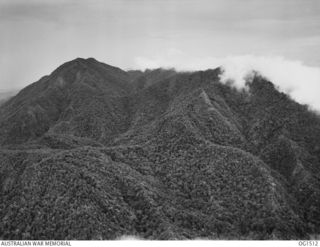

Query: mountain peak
[52,57,112,74]
[46,57,130,91]
[72,57,100,66]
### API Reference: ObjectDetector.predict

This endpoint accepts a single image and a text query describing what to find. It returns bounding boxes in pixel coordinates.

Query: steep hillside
[0,58,319,240]
[0,58,132,145]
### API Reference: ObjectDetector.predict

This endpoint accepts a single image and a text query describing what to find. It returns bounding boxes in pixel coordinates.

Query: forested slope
[0,58,319,239]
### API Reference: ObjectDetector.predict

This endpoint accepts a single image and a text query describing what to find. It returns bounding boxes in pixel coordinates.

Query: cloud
[116,235,142,240]
[0,0,76,23]
[134,52,320,112]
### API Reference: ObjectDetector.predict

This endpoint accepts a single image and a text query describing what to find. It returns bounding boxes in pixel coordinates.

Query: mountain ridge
[0,57,319,240]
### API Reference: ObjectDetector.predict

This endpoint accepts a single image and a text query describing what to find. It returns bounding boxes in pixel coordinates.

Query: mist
[135,53,320,112]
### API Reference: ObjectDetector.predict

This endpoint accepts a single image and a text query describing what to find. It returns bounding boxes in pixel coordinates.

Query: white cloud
[116,235,142,240]
[219,56,320,112]
[134,52,320,112]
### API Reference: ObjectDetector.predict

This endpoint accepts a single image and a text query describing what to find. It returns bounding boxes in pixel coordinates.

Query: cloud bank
[134,53,320,112]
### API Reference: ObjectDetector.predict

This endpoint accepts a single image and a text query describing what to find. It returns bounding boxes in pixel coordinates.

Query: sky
[0,0,320,110]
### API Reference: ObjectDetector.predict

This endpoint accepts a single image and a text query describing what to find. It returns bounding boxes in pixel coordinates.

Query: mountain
[0,58,320,240]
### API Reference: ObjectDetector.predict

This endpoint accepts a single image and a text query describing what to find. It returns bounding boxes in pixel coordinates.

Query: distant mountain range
[0,58,319,240]
[0,90,18,106]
